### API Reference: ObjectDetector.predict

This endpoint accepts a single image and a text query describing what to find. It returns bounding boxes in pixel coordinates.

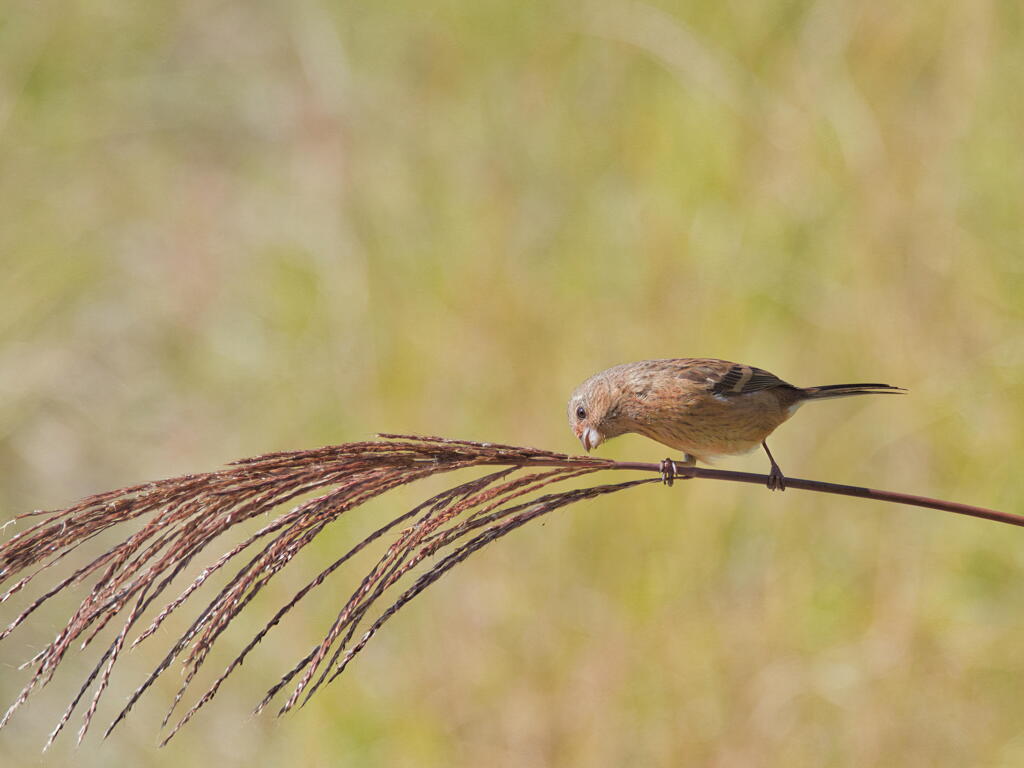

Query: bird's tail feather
[801,383,906,400]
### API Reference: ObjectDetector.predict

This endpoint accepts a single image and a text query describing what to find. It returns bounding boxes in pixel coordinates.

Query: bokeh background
[2,1,1023,765]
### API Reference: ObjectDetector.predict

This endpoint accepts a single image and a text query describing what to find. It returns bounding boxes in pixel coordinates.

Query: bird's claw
[766,465,786,492]
[660,458,678,486]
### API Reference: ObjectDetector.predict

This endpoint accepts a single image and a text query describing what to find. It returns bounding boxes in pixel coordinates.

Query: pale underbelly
[648,434,764,463]
[633,404,793,463]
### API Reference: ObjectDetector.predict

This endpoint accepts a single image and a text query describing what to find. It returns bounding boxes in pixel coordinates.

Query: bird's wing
[678,359,793,395]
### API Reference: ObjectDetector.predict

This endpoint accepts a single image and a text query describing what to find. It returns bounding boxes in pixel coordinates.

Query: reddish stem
[543,458,1015,528]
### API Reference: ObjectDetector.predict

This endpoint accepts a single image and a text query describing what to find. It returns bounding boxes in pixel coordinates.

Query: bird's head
[567,373,629,453]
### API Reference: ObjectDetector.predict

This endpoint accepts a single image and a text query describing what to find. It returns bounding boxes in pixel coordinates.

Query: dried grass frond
[0,434,1010,747]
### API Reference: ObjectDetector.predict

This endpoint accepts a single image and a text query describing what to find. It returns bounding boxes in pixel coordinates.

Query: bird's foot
[761,441,786,491]
[661,455,696,486]
[660,458,678,486]
[766,464,787,492]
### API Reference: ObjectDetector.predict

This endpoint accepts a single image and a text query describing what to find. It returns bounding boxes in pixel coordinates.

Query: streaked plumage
[567,358,905,490]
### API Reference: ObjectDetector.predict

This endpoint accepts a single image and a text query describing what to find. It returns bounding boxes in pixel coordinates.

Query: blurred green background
[2,0,1023,765]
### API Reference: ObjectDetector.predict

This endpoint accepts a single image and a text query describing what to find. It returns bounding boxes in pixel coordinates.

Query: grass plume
[0,434,1010,747]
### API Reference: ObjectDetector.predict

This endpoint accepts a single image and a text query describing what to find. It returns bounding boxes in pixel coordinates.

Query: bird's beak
[580,427,604,453]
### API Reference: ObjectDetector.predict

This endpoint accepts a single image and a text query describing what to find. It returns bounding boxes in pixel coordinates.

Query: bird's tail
[801,383,906,400]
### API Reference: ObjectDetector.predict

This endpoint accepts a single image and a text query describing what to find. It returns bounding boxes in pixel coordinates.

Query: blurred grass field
[2,0,1023,765]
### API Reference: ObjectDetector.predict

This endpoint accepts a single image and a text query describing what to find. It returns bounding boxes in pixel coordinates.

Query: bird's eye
[575,406,587,420]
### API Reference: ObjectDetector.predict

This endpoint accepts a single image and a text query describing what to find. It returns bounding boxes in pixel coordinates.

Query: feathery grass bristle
[0,435,647,746]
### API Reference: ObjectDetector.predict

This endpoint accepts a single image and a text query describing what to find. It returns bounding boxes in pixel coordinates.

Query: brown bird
[567,358,905,490]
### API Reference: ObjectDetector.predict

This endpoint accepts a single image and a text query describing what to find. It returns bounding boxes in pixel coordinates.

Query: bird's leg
[761,441,786,491]
[660,454,696,486]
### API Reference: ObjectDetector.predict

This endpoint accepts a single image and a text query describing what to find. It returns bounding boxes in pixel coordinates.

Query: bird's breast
[626,390,791,460]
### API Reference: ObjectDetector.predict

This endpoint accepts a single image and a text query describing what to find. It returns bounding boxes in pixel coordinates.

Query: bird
[567,358,905,490]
